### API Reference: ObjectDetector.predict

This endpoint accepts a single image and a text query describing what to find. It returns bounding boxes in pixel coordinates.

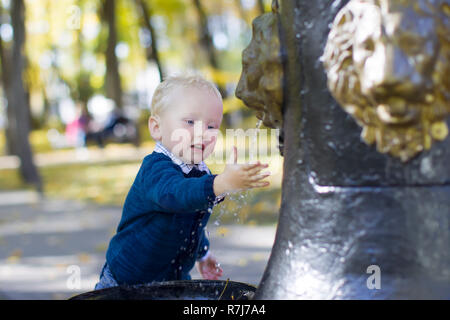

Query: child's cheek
[204,141,216,159]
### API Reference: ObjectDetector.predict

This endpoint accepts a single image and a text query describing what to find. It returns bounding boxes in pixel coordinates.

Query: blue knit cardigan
[105,152,220,285]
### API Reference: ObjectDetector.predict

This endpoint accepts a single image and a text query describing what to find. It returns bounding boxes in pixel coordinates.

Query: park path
[0,190,276,300]
[0,145,150,170]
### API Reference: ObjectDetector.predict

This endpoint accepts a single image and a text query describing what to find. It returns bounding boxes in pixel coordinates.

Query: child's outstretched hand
[196,254,223,280]
[213,146,270,196]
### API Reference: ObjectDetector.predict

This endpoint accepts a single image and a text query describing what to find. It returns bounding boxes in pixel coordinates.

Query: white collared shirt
[153,141,211,175]
[153,141,225,202]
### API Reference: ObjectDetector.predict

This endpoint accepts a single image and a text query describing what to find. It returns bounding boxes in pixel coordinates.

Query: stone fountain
[236,0,450,299]
[71,0,449,300]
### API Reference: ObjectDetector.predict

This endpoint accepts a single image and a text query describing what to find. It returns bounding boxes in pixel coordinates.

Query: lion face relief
[235,5,283,131]
[323,0,450,162]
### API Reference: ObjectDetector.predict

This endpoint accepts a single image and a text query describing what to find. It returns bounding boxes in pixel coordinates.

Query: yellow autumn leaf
[216,226,229,237]
[77,252,91,263]
[7,249,23,263]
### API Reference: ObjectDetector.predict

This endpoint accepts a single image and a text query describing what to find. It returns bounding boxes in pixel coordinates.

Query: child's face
[151,87,223,164]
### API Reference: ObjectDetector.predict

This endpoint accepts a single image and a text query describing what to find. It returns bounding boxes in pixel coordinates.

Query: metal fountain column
[237,0,450,299]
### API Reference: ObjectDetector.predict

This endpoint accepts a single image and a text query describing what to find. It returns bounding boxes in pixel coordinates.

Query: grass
[0,156,281,225]
[0,122,282,225]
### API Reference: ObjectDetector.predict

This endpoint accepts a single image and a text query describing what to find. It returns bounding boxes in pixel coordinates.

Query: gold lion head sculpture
[236,2,283,132]
[323,0,450,162]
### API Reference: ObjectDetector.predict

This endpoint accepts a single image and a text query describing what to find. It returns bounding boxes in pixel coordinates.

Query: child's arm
[143,159,218,213]
[142,147,270,214]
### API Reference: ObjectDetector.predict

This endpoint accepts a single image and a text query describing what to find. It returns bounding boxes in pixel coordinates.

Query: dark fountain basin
[69,280,256,300]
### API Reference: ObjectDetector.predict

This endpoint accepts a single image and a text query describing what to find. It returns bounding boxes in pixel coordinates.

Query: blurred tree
[191,0,227,98]
[69,0,95,112]
[0,3,15,155]
[0,0,42,191]
[257,0,266,14]
[235,0,249,24]
[102,0,123,109]
[135,0,164,82]
[192,0,218,68]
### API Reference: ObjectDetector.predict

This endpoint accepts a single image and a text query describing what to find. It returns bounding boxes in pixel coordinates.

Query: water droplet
[295,33,300,39]
[171,259,175,264]
[285,249,290,255]
[325,124,332,131]
[328,141,337,151]
[304,21,314,29]
[331,0,343,11]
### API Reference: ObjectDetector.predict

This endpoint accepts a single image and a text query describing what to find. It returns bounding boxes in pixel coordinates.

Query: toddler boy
[95,75,270,289]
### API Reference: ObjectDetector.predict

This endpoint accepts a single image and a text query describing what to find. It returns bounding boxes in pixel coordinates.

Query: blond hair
[150,75,222,116]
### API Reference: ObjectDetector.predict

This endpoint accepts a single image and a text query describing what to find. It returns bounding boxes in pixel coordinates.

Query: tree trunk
[4,0,42,191]
[191,0,227,98]
[0,3,17,155]
[257,0,266,14]
[103,0,123,109]
[136,0,164,82]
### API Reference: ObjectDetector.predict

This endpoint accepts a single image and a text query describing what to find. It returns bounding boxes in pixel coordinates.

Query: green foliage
[0,155,281,225]
[0,0,279,217]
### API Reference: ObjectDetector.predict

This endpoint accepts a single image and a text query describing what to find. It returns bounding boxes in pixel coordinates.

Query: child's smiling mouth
[191,144,205,152]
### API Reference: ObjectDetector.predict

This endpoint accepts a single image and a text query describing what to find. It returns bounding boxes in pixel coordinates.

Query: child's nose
[193,121,205,142]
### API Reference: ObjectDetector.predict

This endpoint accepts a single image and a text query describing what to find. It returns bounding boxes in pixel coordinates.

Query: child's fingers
[215,265,223,275]
[246,166,264,176]
[203,267,222,280]
[250,181,270,188]
[242,161,260,171]
[243,162,268,171]
[249,172,271,182]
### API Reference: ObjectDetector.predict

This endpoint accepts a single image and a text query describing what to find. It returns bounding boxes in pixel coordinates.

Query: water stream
[212,118,264,228]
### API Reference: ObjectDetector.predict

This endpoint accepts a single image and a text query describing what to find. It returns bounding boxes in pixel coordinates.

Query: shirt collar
[153,141,210,175]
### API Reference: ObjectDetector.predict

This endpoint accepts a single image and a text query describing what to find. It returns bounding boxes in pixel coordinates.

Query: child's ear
[148,115,162,141]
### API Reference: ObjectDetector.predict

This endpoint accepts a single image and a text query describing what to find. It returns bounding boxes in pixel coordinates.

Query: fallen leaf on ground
[6,249,23,263]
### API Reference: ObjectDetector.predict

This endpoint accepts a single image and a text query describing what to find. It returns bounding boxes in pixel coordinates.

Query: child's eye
[185,120,194,125]
[207,125,215,129]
